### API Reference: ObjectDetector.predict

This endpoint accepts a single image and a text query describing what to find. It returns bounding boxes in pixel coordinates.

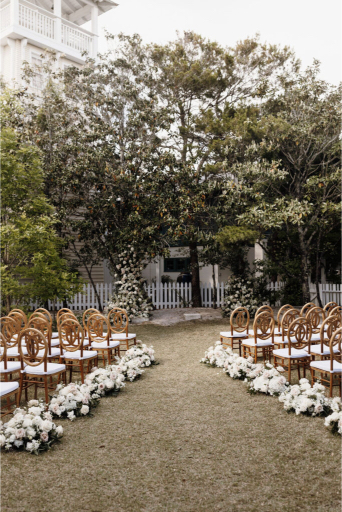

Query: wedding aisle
[1,320,341,512]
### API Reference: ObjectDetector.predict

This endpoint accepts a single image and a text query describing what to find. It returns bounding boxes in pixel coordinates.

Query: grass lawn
[1,319,341,512]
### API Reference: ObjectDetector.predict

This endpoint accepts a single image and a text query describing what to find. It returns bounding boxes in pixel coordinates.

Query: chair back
[0,333,7,369]
[8,311,26,331]
[33,308,52,324]
[82,309,100,334]
[329,306,342,318]
[305,306,325,334]
[255,305,273,317]
[281,309,300,341]
[108,308,129,336]
[287,317,312,353]
[329,327,342,368]
[56,308,74,322]
[230,307,249,335]
[10,309,28,325]
[253,311,274,341]
[276,304,293,331]
[57,312,76,329]
[323,301,338,315]
[320,315,342,350]
[300,302,316,317]
[87,313,111,346]
[59,318,84,354]
[0,316,20,348]
[27,316,52,355]
[18,328,48,371]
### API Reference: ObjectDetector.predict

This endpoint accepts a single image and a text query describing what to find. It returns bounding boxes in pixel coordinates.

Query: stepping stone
[184,313,202,321]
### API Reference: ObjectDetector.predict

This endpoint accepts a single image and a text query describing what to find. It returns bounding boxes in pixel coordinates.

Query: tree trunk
[212,265,217,309]
[298,227,311,304]
[189,241,201,307]
[315,234,323,308]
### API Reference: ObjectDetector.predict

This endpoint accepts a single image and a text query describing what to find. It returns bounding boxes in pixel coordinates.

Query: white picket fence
[30,281,341,311]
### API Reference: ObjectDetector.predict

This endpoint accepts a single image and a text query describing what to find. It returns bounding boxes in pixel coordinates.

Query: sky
[84,0,341,85]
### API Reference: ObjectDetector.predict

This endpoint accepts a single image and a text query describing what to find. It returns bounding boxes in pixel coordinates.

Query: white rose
[80,405,89,415]
[56,425,64,437]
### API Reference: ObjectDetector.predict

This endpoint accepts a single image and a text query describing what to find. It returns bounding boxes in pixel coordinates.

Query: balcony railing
[1,0,94,56]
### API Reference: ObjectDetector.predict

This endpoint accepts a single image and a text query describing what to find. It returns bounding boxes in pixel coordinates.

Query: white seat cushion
[242,339,273,347]
[62,350,98,360]
[51,339,60,347]
[37,348,61,358]
[220,331,248,338]
[273,348,311,359]
[0,361,22,373]
[51,332,59,339]
[7,347,28,357]
[110,333,136,340]
[309,333,321,342]
[22,363,66,375]
[310,360,342,373]
[0,381,19,397]
[273,335,287,344]
[305,344,340,356]
[91,340,120,349]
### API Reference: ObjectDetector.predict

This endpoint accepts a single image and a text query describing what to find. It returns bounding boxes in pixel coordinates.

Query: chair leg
[329,376,333,398]
[44,376,49,405]
[80,361,84,384]
[310,367,314,387]
[288,360,291,384]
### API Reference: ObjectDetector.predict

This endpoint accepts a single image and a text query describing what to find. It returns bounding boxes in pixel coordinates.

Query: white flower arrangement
[223,351,260,380]
[247,362,288,396]
[105,249,153,320]
[279,378,331,417]
[324,397,342,435]
[200,341,230,368]
[222,276,261,318]
[49,382,100,420]
[85,366,126,396]
[115,358,145,382]
[0,400,63,454]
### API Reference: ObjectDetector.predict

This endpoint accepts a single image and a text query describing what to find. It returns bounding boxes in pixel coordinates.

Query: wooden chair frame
[300,302,317,317]
[220,307,250,355]
[1,316,21,361]
[305,306,325,334]
[273,309,300,349]
[107,308,137,352]
[18,328,66,405]
[10,309,28,326]
[242,312,275,363]
[310,326,342,397]
[323,302,339,316]
[0,334,19,417]
[88,313,120,366]
[59,318,97,383]
[275,304,293,335]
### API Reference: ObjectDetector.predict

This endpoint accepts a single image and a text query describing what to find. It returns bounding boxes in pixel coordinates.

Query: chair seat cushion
[7,347,28,357]
[309,333,321,342]
[62,350,98,360]
[305,345,340,356]
[37,348,61,358]
[0,381,19,397]
[51,339,60,347]
[110,333,136,340]
[310,360,342,373]
[273,348,311,359]
[242,339,273,348]
[51,332,59,339]
[22,363,66,375]
[0,361,22,373]
[220,331,248,338]
[91,340,120,349]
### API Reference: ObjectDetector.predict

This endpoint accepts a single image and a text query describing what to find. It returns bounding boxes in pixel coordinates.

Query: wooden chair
[274,304,293,336]
[242,311,275,363]
[107,308,137,352]
[305,315,342,360]
[31,311,60,348]
[10,309,28,326]
[27,315,61,359]
[255,305,273,316]
[220,307,249,355]
[0,316,25,360]
[300,302,317,317]
[305,306,325,338]
[310,326,342,397]
[88,313,120,366]
[273,317,312,383]
[33,308,52,324]
[59,318,97,383]
[82,308,100,348]
[323,302,339,315]
[56,308,74,321]
[329,306,342,318]
[18,328,66,405]
[273,308,300,349]
[0,334,20,417]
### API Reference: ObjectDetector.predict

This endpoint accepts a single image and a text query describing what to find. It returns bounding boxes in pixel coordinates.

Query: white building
[0,0,117,85]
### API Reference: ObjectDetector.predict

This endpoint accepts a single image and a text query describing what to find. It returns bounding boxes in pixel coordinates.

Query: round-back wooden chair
[275,304,293,335]
[56,308,74,322]
[274,317,312,383]
[18,327,66,405]
[59,318,97,383]
[255,305,273,317]
[300,302,317,317]
[107,308,137,352]
[88,313,120,366]
[0,316,23,360]
[10,309,28,325]
[242,311,275,363]
[8,311,26,331]
[33,308,52,324]
[306,314,342,360]
[82,308,100,345]
[323,302,339,316]
[273,308,300,349]
[27,315,60,359]
[0,333,20,417]
[220,307,249,355]
[305,306,325,335]
[310,326,342,397]
[329,306,342,318]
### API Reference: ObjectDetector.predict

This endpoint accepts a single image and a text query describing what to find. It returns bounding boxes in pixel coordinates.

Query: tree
[1,89,83,313]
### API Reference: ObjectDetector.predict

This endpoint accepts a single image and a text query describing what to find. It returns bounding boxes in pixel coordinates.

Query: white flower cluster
[224,352,260,380]
[200,341,229,368]
[247,362,288,396]
[324,398,342,435]
[222,276,260,318]
[0,400,63,454]
[85,366,126,396]
[111,342,156,382]
[279,379,332,417]
[49,382,101,420]
[106,248,153,320]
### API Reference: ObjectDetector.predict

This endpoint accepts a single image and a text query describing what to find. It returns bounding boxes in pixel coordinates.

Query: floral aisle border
[0,343,156,454]
[200,342,342,436]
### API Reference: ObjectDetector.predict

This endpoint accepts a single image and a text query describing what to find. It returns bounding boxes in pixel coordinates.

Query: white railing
[19,3,54,39]
[29,281,341,312]
[61,22,93,54]
[0,3,11,31]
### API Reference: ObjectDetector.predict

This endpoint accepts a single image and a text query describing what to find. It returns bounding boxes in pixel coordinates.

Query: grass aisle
[1,320,341,512]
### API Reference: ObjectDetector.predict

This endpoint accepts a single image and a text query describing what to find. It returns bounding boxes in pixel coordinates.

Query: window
[164,258,191,273]
[31,53,44,90]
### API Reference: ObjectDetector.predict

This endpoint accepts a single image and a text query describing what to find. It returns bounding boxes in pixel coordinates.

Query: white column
[214,264,219,286]
[10,0,19,26]
[155,257,160,283]
[91,4,99,58]
[6,38,16,82]
[20,38,27,62]
[54,0,62,43]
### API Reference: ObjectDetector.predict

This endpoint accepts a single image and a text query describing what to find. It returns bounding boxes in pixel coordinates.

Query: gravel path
[1,320,341,512]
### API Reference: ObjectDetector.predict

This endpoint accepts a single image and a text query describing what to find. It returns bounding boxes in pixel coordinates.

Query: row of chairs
[219,302,342,393]
[0,307,137,416]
